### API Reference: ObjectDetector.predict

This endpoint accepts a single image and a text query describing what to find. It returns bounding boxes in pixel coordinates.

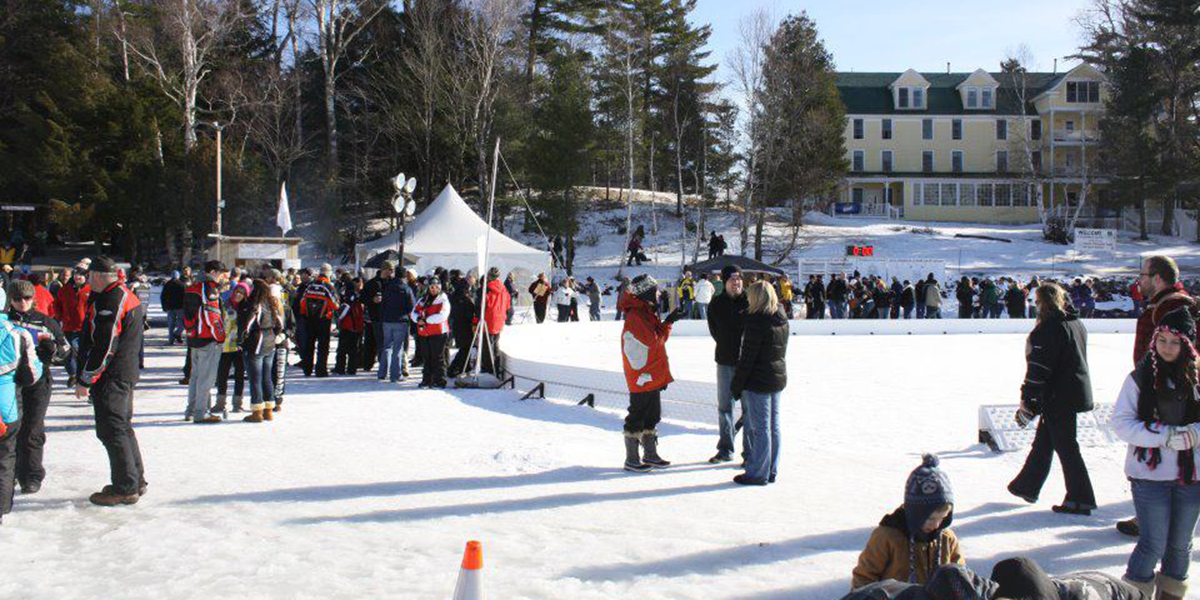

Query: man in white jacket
[693,274,715,320]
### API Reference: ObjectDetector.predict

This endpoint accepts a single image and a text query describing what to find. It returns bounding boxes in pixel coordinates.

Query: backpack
[301,283,334,319]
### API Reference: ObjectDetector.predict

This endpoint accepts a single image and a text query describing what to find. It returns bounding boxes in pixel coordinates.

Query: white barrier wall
[499,318,1135,427]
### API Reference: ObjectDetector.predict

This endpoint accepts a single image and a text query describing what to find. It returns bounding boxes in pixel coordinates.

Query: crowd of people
[613,255,1199,600]
[0,248,1197,599]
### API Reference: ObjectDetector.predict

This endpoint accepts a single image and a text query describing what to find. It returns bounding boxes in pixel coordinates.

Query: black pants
[557,304,570,322]
[335,331,361,375]
[16,380,50,486]
[91,378,145,496]
[481,330,501,376]
[1009,411,1096,508]
[216,350,245,399]
[624,390,662,434]
[958,305,973,319]
[419,334,447,386]
[534,302,547,324]
[301,318,331,376]
[448,330,474,377]
[0,420,19,516]
[183,347,191,378]
[361,322,380,371]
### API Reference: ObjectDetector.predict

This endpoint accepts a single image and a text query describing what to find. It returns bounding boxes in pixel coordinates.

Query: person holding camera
[1007,283,1096,516]
[618,274,685,473]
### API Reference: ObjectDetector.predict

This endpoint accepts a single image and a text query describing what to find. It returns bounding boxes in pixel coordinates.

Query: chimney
[946,62,951,74]
[1053,58,1058,74]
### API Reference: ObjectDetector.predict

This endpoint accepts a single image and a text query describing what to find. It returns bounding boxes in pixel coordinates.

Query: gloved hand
[1166,425,1199,451]
[1015,406,1035,428]
[664,308,686,324]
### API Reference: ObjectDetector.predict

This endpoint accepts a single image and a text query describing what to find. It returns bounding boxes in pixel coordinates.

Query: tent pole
[473,137,502,378]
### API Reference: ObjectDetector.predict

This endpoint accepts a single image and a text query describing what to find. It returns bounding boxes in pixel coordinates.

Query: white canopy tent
[354,184,550,277]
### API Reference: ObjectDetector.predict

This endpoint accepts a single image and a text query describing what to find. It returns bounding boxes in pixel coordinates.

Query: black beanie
[1159,307,1196,340]
[991,557,1057,600]
[720,265,741,281]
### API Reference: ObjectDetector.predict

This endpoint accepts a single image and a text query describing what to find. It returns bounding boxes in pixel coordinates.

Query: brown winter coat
[850,506,965,590]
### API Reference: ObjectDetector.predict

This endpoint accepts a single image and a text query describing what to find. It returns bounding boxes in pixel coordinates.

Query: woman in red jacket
[619,274,685,472]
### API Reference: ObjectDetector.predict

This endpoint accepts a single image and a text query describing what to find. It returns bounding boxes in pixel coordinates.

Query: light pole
[392,172,417,266]
[200,121,226,260]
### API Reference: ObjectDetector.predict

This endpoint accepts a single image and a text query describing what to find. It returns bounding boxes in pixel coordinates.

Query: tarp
[687,255,785,276]
[355,184,550,276]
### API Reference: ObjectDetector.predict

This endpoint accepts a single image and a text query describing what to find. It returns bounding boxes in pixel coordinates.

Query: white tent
[355,184,550,276]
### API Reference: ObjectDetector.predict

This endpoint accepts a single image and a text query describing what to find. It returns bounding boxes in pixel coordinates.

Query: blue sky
[691,0,1094,84]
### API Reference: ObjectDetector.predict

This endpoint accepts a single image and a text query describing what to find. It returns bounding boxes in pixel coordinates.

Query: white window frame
[882,118,892,140]
[881,150,893,173]
[981,88,993,108]
[952,119,963,140]
[852,187,864,204]
[966,89,978,109]
[852,150,865,172]
[951,150,964,173]
[922,150,935,173]
[996,150,1009,173]
[913,88,925,109]
[853,118,864,139]
[996,119,1007,141]
[922,119,934,140]
[898,87,910,109]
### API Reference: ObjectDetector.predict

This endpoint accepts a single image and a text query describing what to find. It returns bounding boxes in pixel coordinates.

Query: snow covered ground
[2,322,1166,600]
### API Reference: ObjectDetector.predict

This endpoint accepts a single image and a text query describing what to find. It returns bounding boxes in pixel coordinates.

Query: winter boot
[262,404,274,421]
[102,481,148,496]
[232,394,244,413]
[640,430,671,468]
[89,489,139,506]
[212,394,228,418]
[1156,573,1187,600]
[243,408,263,423]
[624,433,651,473]
[1117,517,1140,537]
[195,414,222,424]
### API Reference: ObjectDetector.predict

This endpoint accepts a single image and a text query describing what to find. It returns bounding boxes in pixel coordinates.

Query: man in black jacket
[8,280,69,495]
[360,262,394,372]
[447,274,478,377]
[74,257,147,507]
[706,265,748,463]
[161,270,186,344]
[1007,283,1096,515]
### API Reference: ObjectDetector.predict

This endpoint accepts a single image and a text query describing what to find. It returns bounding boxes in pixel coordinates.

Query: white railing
[1051,129,1099,143]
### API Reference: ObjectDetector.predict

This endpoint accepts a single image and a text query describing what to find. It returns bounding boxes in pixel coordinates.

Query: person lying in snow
[851,454,965,589]
[840,564,995,600]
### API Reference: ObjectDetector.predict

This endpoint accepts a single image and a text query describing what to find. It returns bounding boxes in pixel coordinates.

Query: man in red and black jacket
[298,264,339,377]
[53,264,89,388]
[73,257,146,507]
[182,260,228,423]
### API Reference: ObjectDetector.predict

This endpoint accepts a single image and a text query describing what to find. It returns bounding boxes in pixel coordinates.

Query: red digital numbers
[846,245,875,257]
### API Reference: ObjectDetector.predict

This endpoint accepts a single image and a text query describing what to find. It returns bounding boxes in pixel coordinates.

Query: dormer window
[896,86,926,109]
[963,86,995,109]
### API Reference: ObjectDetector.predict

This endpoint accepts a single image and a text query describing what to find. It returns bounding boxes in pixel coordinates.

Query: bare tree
[308,0,388,176]
[1002,45,1054,235]
[397,0,451,205]
[727,8,773,256]
[602,7,641,277]
[116,0,246,152]
[459,0,521,206]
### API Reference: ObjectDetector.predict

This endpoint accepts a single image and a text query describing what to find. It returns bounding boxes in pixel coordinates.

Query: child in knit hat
[851,454,966,590]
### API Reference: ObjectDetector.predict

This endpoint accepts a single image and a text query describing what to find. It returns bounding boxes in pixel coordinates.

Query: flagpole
[472,137,502,378]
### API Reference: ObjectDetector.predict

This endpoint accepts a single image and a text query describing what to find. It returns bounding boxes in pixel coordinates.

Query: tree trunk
[1162,192,1177,236]
[525,0,542,100]
[324,69,339,179]
[753,208,764,261]
[1139,198,1148,241]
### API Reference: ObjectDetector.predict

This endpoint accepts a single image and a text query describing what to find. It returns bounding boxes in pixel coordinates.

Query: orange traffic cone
[452,541,484,600]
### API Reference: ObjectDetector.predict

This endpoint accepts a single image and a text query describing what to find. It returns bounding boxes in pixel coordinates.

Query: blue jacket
[380,280,416,323]
[0,314,39,424]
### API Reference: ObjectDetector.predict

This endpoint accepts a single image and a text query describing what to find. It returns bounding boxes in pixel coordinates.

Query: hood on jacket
[617,290,654,313]
[880,506,954,544]
[990,557,1056,600]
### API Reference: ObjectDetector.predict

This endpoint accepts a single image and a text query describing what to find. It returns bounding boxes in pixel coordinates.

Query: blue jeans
[379,322,409,381]
[829,301,846,319]
[65,332,81,378]
[902,306,913,319]
[915,302,925,319]
[716,364,743,458]
[166,309,184,343]
[244,352,275,408]
[694,302,708,320]
[742,389,781,482]
[680,299,693,319]
[1126,478,1200,583]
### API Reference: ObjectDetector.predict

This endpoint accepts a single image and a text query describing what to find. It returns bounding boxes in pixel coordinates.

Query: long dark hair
[247,279,280,320]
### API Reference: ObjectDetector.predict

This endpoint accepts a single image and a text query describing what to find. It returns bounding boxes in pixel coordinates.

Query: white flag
[277,182,293,235]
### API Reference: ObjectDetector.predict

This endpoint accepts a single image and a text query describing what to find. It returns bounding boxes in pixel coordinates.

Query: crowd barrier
[499,319,1136,428]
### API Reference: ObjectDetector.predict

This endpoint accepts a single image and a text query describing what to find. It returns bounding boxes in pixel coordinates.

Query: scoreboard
[845,245,875,257]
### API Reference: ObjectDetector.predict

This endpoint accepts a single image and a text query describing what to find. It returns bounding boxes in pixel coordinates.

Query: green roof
[837,72,1064,116]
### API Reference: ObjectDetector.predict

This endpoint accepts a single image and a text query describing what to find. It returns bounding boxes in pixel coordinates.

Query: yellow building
[836,64,1108,223]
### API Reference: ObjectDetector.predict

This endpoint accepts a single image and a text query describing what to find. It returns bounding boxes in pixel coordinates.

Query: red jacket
[337,299,365,333]
[33,285,55,319]
[413,292,450,337]
[618,292,673,393]
[484,279,510,336]
[54,281,90,333]
[1134,283,1194,365]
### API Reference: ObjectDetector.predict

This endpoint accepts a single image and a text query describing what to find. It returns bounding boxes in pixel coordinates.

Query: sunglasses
[13,296,33,302]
